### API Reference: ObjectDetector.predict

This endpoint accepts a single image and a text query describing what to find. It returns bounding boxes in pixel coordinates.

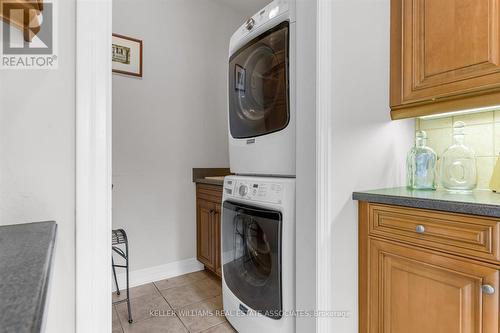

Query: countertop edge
[0,221,57,333]
[32,222,57,333]
[353,191,500,218]
[194,178,224,186]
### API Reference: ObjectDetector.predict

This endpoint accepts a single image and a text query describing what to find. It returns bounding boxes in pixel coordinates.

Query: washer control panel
[224,179,284,204]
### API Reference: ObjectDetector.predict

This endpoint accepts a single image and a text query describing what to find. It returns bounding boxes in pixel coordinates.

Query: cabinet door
[391,0,500,119]
[197,199,215,270]
[214,203,222,277]
[368,239,499,333]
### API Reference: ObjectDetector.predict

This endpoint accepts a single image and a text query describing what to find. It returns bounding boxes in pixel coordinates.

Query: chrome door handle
[482,285,496,295]
[415,225,426,234]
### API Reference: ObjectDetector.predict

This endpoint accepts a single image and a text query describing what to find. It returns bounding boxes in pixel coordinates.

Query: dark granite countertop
[0,221,57,333]
[195,178,224,186]
[192,168,229,186]
[353,187,500,218]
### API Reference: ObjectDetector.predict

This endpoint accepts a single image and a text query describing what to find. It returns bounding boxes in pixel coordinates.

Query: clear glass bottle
[406,131,437,190]
[440,121,477,192]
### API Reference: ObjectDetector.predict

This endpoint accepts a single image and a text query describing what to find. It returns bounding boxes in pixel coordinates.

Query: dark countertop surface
[353,187,500,218]
[0,221,57,333]
[195,178,225,186]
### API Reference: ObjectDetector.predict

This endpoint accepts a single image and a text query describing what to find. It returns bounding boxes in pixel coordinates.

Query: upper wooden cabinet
[0,0,43,42]
[390,0,500,119]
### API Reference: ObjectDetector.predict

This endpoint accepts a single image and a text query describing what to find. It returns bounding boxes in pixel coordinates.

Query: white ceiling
[213,0,272,17]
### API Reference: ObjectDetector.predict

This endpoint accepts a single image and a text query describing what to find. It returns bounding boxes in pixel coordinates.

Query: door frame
[74,1,334,332]
[75,0,113,332]
[315,0,334,331]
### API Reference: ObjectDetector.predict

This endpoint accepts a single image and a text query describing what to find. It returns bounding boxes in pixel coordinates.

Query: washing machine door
[222,201,282,319]
[228,21,289,139]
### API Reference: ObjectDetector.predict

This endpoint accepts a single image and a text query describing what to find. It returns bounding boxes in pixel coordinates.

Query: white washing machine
[221,175,295,333]
[228,0,296,176]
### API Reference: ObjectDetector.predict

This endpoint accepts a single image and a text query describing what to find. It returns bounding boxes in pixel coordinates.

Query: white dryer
[221,175,295,333]
[228,0,296,176]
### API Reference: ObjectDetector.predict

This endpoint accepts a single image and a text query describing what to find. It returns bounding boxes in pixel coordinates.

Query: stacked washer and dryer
[221,1,296,332]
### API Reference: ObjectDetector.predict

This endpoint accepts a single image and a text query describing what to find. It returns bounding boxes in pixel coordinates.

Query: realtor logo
[1,0,58,69]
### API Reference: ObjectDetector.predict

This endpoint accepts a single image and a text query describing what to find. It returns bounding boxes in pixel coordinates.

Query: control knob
[245,18,255,30]
[239,185,248,197]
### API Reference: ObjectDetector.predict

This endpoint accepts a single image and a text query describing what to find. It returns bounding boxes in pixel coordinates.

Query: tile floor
[112,270,237,333]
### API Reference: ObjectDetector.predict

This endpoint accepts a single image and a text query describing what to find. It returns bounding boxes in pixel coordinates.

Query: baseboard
[112,258,204,291]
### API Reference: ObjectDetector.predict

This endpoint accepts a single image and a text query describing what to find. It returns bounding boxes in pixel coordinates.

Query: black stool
[112,229,133,323]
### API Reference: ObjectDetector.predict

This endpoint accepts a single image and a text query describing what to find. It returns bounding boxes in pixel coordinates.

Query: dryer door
[228,21,289,139]
[222,201,282,319]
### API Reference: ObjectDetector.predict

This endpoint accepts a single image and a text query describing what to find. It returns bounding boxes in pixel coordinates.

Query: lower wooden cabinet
[359,202,500,333]
[196,183,222,277]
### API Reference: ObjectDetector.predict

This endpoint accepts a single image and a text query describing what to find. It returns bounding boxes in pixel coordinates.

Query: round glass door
[229,21,289,139]
[236,46,283,122]
[222,201,283,319]
[234,215,272,286]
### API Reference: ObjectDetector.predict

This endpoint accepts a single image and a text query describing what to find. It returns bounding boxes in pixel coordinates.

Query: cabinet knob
[482,284,496,295]
[415,225,426,234]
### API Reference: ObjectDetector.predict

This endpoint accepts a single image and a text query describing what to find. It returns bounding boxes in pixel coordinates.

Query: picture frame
[112,33,143,77]
[235,64,246,92]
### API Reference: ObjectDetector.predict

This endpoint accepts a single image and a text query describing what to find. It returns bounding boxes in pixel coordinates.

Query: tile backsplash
[415,111,500,190]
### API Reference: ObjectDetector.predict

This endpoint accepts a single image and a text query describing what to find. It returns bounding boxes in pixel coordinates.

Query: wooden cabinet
[197,199,215,270]
[196,183,222,277]
[0,0,44,42]
[359,202,500,333]
[390,0,500,119]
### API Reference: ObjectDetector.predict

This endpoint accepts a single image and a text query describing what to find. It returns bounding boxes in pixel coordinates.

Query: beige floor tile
[200,322,237,333]
[154,270,210,290]
[197,276,222,292]
[122,316,189,333]
[113,306,124,333]
[113,283,160,302]
[117,293,173,325]
[160,279,221,309]
[176,296,225,333]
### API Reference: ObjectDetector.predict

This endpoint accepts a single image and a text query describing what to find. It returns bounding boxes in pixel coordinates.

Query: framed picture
[112,34,143,77]
[235,64,246,92]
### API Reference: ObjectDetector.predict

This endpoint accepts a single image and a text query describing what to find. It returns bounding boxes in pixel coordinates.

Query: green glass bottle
[407,131,437,190]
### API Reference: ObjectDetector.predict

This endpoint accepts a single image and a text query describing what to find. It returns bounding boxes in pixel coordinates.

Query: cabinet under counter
[195,182,223,278]
[354,188,500,333]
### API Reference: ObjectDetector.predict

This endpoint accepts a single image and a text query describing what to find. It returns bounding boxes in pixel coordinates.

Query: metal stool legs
[112,257,120,295]
[112,229,133,323]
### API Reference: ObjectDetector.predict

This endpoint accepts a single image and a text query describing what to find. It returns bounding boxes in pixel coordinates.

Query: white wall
[326,0,414,331]
[212,0,271,17]
[0,1,76,332]
[112,0,243,272]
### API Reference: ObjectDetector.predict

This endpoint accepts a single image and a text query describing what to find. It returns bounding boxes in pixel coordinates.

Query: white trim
[75,1,112,332]
[316,0,334,332]
[295,0,319,331]
[112,258,204,292]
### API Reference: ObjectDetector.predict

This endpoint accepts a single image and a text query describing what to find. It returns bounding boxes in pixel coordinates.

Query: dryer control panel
[224,178,284,204]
